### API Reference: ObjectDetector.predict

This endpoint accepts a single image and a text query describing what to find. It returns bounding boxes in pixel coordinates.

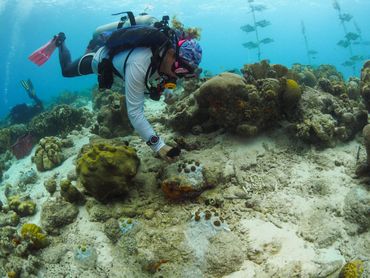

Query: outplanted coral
[161,160,214,200]
[76,140,140,201]
[20,223,49,250]
[32,137,65,171]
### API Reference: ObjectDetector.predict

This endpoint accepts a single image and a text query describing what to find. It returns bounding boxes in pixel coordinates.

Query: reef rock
[76,140,140,201]
[41,197,79,234]
[343,186,370,233]
[32,137,65,171]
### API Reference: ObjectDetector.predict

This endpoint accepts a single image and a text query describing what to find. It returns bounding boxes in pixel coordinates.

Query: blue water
[0,0,369,118]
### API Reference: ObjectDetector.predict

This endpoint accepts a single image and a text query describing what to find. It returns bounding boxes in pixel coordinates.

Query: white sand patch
[76,207,114,269]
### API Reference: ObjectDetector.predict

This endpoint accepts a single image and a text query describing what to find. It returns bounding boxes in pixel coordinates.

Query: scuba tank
[93,13,159,39]
[86,12,159,53]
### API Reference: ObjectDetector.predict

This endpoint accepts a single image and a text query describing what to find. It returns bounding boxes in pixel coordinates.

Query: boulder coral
[166,72,299,137]
[91,89,133,138]
[32,137,65,171]
[76,140,140,201]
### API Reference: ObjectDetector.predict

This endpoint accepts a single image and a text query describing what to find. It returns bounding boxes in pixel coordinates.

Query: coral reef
[361,60,370,109]
[32,137,65,171]
[0,124,28,155]
[20,223,49,250]
[91,89,132,138]
[241,60,288,81]
[339,260,364,278]
[40,198,79,234]
[167,72,294,136]
[294,87,367,146]
[76,140,140,201]
[0,151,13,181]
[28,104,91,138]
[161,160,214,200]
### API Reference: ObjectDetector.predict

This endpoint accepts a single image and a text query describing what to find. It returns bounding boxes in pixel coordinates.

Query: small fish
[241,24,255,33]
[243,41,259,49]
[260,37,274,44]
[256,19,271,28]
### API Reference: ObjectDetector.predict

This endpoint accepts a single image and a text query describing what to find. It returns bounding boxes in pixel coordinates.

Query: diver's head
[159,39,202,79]
[173,39,202,78]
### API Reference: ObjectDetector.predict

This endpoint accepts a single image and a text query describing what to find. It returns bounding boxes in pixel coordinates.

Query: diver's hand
[158,145,180,162]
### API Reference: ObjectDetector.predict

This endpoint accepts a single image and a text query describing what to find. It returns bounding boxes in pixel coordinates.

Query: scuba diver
[28,12,202,161]
[8,79,44,125]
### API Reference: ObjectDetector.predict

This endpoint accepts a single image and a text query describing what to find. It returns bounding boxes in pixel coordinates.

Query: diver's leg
[58,35,94,77]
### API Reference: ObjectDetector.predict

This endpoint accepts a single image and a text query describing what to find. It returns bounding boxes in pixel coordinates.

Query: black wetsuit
[58,42,95,77]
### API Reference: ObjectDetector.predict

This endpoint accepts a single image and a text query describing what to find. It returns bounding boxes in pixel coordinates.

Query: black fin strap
[127,12,136,25]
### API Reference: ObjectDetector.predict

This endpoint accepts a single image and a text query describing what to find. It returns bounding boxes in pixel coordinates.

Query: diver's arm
[124,61,165,152]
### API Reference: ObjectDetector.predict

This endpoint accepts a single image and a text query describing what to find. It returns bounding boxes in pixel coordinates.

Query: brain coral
[76,141,140,201]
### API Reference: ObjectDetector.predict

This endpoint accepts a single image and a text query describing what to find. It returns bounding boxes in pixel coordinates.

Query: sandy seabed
[1,100,369,278]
